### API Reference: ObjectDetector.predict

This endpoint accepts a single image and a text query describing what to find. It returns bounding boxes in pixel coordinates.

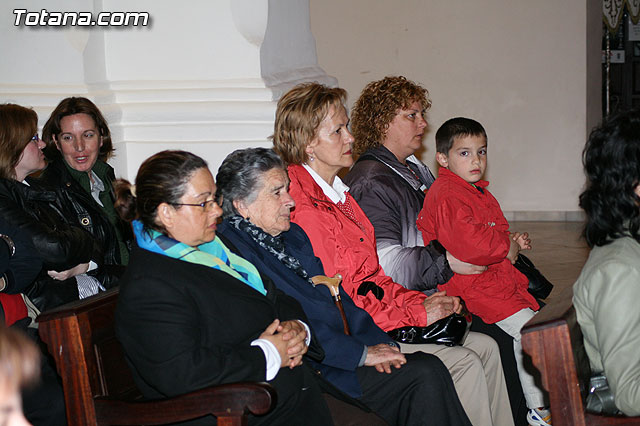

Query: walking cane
[311,274,351,335]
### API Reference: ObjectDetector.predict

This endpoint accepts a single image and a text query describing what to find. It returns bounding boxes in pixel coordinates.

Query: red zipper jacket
[417,168,538,324]
[288,164,428,331]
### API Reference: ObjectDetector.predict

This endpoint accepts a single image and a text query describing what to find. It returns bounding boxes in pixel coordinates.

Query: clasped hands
[259,319,308,369]
[507,231,531,264]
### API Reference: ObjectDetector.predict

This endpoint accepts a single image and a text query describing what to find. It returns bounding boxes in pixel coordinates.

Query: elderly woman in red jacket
[272,82,513,426]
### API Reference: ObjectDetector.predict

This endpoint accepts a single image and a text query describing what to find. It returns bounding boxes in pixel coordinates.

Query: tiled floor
[510,221,590,302]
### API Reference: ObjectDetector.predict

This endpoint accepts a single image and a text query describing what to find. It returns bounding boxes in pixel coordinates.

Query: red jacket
[288,165,428,331]
[417,168,538,324]
[0,293,28,326]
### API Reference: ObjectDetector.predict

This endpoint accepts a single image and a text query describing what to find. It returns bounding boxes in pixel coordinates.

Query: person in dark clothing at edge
[0,215,66,425]
[0,103,106,313]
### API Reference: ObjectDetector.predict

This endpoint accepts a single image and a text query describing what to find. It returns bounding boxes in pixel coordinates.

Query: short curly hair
[351,76,431,156]
[272,83,347,165]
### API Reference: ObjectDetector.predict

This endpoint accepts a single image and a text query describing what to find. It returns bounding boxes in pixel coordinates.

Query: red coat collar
[438,167,489,191]
[287,164,329,202]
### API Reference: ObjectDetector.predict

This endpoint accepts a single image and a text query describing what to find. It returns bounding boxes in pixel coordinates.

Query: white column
[0,0,335,179]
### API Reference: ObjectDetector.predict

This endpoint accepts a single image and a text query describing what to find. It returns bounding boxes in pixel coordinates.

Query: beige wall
[311,0,602,219]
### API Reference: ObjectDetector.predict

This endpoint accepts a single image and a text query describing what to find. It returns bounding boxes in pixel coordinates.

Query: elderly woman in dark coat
[215,147,474,426]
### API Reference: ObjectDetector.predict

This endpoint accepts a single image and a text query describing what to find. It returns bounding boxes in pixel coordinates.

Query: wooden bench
[37,288,276,426]
[521,293,640,426]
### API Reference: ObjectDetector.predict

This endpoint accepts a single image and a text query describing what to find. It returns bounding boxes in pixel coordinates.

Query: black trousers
[251,364,334,426]
[470,315,529,426]
[356,352,472,426]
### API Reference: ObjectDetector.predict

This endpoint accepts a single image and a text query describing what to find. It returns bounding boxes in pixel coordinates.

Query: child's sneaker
[527,408,552,426]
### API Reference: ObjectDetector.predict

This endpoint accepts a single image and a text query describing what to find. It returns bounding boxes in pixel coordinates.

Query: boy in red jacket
[417,117,550,426]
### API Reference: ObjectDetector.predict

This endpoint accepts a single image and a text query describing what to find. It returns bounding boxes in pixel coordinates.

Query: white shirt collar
[302,163,349,204]
[89,170,105,207]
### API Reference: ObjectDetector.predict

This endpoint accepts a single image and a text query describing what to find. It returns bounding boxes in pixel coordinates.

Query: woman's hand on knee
[365,343,406,373]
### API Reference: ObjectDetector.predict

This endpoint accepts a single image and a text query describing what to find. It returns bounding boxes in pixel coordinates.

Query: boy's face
[436,134,487,184]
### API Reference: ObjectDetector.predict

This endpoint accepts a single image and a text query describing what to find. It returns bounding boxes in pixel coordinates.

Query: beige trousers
[399,331,514,426]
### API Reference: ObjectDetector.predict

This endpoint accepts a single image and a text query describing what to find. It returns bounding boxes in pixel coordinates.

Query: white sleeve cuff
[251,339,281,381]
[297,320,312,346]
[359,346,368,367]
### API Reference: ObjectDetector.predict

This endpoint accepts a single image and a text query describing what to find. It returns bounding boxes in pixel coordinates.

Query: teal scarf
[132,220,266,295]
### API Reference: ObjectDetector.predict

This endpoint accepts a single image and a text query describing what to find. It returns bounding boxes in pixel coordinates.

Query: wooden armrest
[93,382,276,426]
[521,293,574,334]
[522,295,640,426]
[37,287,119,323]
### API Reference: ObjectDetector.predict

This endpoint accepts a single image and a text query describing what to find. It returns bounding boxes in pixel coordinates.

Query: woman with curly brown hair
[346,76,483,289]
[344,76,528,425]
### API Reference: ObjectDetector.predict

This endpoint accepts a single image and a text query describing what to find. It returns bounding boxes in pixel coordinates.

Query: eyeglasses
[170,200,218,211]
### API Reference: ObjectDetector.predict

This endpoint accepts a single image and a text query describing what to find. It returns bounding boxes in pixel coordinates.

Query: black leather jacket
[0,178,101,310]
[0,215,42,294]
[32,156,132,290]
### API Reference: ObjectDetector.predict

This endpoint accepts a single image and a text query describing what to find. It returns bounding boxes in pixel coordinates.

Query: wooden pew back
[37,288,275,426]
[522,294,640,426]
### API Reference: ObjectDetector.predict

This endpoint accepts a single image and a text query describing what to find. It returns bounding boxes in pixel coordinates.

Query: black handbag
[387,311,472,347]
[514,254,554,300]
